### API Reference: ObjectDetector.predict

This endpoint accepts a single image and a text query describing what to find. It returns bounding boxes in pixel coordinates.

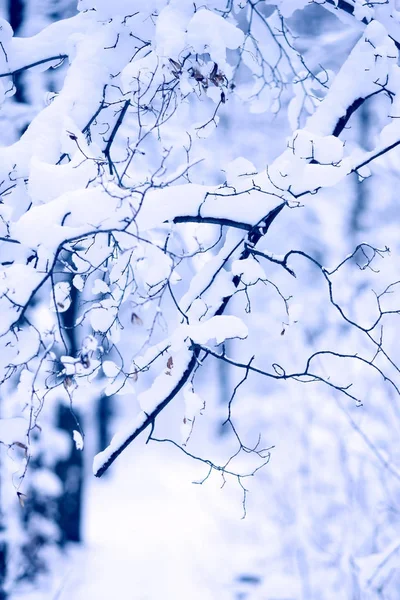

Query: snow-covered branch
[1,1,400,534]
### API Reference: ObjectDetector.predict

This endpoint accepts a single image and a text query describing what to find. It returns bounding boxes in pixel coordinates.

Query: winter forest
[1,0,400,598]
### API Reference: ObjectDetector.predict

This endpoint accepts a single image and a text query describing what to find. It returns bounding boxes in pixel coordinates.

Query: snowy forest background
[1,0,400,598]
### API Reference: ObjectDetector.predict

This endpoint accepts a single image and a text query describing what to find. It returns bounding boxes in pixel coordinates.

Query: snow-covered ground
[14,434,269,600]
[63,445,235,600]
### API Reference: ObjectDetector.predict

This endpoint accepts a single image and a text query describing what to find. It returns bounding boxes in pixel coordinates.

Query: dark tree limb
[0,55,67,79]
[93,202,286,477]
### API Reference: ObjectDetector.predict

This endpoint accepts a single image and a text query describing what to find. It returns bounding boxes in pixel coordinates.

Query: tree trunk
[55,282,84,544]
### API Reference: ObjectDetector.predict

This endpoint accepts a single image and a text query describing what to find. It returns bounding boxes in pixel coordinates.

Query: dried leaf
[63,376,73,389]
[17,492,27,508]
[169,58,181,75]
[214,73,226,85]
[167,356,174,370]
[191,68,205,82]
[13,441,28,451]
[210,63,218,79]
[131,313,143,326]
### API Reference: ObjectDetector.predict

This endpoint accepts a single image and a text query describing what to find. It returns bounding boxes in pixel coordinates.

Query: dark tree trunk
[55,282,84,544]
[54,405,83,544]
[8,0,24,32]
[8,0,26,104]
[98,394,112,458]
[0,478,7,599]
[351,103,370,233]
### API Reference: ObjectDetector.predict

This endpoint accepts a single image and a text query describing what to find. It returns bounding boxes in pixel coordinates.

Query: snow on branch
[1,1,400,509]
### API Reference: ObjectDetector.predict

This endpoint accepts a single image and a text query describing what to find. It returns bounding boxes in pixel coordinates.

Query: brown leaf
[165,370,172,376]
[63,376,73,389]
[131,313,143,326]
[17,492,27,508]
[214,73,226,85]
[169,58,181,73]
[167,356,174,370]
[13,441,28,451]
[210,62,218,79]
[191,68,205,82]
